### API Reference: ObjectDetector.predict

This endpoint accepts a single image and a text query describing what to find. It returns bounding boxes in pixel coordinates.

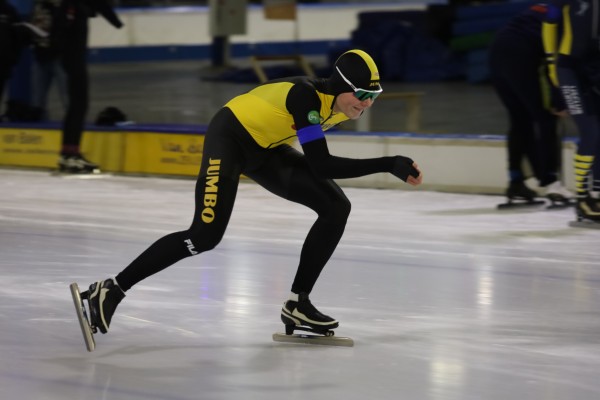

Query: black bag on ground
[95,106,127,126]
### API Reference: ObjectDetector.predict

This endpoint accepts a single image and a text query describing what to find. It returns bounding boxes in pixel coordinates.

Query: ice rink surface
[1,168,599,400]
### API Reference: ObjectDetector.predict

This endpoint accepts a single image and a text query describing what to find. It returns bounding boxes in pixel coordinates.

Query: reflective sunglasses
[336,66,383,101]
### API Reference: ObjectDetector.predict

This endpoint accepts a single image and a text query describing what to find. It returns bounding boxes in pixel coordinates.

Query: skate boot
[87,278,125,334]
[507,180,538,200]
[281,292,339,335]
[498,181,544,209]
[575,196,600,223]
[544,181,574,209]
[58,154,100,174]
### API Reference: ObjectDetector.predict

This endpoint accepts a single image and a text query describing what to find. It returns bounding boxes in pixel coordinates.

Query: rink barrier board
[0,124,577,195]
[0,124,203,177]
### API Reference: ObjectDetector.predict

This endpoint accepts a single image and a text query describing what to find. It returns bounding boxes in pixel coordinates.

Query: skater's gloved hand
[391,155,422,186]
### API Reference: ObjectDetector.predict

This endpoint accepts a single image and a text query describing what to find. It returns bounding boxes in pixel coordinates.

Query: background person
[544,0,600,221]
[30,0,123,173]
[489,3,571,206]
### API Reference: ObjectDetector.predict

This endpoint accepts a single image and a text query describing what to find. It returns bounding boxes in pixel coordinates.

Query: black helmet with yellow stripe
[329,49,383,100]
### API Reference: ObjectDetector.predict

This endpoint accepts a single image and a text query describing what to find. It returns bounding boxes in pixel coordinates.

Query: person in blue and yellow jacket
[489,2,571,206]
[76,50,423,341]
[543,0,600,221]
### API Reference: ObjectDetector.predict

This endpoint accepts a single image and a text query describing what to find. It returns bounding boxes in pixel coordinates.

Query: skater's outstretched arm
[288,82,422,183]
[300,137,422,184]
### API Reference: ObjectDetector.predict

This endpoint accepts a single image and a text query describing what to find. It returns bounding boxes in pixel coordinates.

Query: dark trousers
[59,16,89,149]
[490,32,559,185]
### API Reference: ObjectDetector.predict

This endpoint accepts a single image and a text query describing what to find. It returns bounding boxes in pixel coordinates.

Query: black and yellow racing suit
[543,0,600,197]
[115,77,400,294]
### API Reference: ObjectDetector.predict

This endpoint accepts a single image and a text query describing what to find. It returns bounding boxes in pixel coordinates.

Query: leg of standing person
[53,59,68,111]
[58,14,98,173]
[520,68,560,188]
[31,57,55,121]
[31,57,68,121]
[0,6,11,107]
[587,57,600,202]
[513,65,571,201]
[489,33,539,201]
[593,133,600,198]
[0,65,10,116]
[559,70,600,218]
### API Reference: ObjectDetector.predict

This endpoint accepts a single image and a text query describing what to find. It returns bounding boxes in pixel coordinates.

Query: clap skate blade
[273,324,354,347]
[52,170,106,178]
[497,198,545,210]
[69,283,96,352]
[546,194,574,210]
[569,220,600,228]
[569,199,600,227]
[569,213,600,229]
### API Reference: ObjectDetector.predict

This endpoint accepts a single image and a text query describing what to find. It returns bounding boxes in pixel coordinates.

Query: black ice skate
[69,278,125,351]
[497,181,545,209]
[273,293,353,347]
[87,278,125,334]
[569,196,600,229]
[57,154,101,174]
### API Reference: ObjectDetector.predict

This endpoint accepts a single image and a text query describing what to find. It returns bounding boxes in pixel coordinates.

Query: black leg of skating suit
[246,145,350,294]
[116,107,350,294]
[116,108,244,291]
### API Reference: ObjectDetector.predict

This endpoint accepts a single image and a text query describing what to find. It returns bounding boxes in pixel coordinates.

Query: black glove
[391,155,419,182]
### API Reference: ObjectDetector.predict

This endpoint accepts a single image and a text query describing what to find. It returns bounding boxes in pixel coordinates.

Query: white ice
[1,169,599,400]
